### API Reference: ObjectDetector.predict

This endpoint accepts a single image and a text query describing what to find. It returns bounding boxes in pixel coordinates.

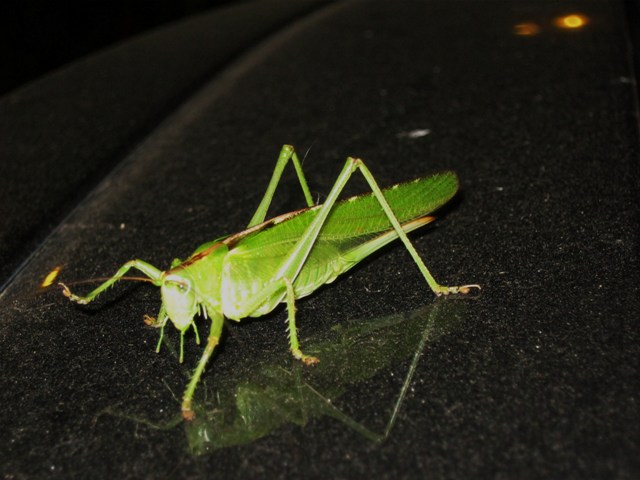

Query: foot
[292,349,320,365]
[434,284,481,296]
[59,283,88,304]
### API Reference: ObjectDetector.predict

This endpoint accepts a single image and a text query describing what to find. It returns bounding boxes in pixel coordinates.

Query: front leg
[143,304,170,354]
[60,259,163,304]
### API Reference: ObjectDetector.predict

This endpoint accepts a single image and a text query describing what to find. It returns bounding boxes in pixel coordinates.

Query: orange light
[513,22,541,36]
[554,14,588,29]
[41,266,62,288]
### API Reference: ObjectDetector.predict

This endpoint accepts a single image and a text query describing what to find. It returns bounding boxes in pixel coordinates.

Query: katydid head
[161,271,198,331]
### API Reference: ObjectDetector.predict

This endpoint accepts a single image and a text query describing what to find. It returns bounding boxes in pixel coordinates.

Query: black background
[1,1,638,478]
[0,0,239,96]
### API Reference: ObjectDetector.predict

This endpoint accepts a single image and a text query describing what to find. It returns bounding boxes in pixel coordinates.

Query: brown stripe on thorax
[179,242,226,267]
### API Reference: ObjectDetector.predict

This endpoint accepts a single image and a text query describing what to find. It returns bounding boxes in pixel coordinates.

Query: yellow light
[554,14,588,29]
[513,22,540,36]
[41,266,62,288]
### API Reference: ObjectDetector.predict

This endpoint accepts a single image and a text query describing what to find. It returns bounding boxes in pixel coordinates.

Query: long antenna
[60,276,154,287]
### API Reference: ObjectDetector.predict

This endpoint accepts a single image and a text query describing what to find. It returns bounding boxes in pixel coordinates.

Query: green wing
[225,172,458,297]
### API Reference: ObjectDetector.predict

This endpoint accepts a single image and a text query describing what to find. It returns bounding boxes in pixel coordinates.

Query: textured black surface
[1,0,639,478]
[0,0,331,289]
[0,1,242,95]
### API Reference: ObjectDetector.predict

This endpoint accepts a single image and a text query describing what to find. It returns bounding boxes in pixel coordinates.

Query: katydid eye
[165,275,191,293]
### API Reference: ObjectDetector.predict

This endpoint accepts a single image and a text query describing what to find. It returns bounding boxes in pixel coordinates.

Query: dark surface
[1,0,639,478]
[0,0,331,290]
[0,0,241,95]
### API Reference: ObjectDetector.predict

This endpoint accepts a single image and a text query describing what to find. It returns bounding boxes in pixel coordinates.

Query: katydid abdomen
[217,171,458,318]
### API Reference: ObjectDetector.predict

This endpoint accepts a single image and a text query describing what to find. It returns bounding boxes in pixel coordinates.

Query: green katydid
[60,144,479,421]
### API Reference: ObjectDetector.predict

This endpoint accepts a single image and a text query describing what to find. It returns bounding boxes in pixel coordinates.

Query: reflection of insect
[61,145,480,420]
